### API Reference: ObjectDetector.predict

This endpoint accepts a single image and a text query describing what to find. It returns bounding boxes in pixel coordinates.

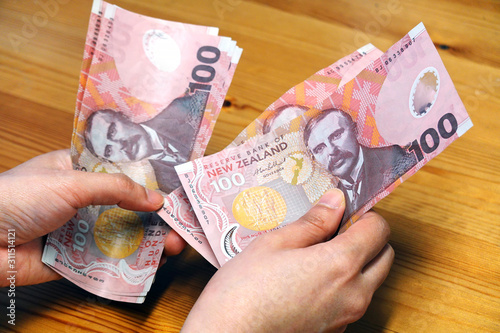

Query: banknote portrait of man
[304,108,417,217]
[84,91,208,193]
[262,105,309,134]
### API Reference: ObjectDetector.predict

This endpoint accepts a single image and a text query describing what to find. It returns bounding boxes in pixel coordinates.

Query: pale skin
[0,150,185,286]
[0,151,394,331]
[183,189,394,332]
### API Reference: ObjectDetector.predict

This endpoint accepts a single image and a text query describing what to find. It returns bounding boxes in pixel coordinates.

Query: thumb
[268,188,345,249]
[65,171,165,212]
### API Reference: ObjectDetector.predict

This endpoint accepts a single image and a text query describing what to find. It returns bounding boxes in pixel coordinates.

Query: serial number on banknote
[375,37,416,73]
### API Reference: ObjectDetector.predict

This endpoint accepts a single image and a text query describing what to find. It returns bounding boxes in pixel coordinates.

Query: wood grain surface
[0,0,499,332]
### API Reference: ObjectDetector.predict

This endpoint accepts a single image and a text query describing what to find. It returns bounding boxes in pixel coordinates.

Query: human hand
[182,189,394,332]
[0,150,186,286]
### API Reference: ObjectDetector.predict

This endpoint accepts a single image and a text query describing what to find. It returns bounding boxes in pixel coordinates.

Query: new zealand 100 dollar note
[158,44,383,267]
[175,23,473,267]
[42,0,241,302]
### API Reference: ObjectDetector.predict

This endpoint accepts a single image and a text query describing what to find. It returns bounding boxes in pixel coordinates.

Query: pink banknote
[176,23,473,266]
[74,0,219,129]
[74,0,105,124]
[43,0,241,302]
[230,43,383,147]
[158,44,383,267]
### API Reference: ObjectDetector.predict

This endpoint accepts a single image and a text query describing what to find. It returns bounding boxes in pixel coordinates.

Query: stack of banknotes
[160,23,472,268]
[42,0,242,303]
[42,0,472,303]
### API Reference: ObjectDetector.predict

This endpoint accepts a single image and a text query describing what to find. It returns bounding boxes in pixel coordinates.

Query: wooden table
[0,0,498,332]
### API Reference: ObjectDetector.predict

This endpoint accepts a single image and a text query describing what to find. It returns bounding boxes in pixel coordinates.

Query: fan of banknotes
[42,0,472,303]
[42,0,242,303]
[160,23,472,268]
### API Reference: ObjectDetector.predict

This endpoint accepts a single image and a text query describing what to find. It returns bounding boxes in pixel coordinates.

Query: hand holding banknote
[176,23,472,267]
[2,160,392,330]
[182,189,394,332]
[0,150,185,287]
[42,0,242,302]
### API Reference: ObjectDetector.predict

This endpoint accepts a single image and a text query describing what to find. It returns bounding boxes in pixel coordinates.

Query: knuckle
[330,251,352,275]
[347,293,371,322]
[300,208,331,238]
[365,211,391,241]
[387,243,396,261]
[333,238,359,270]
[329,248,358,282]
[378,217,391,242]
[113,174,136,193]
[62,172,90,207]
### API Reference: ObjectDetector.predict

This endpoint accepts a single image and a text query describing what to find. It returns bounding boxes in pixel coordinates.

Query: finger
[2,239,63,287]
[163,229,187,256]
[12,149,72,171]
[334,211,391,268]
[267,189,345,249]
[159,254,168,267]
[47,149,73,170]
[64,172,165,212]
[336,325,347,333]
[362,243,395,292]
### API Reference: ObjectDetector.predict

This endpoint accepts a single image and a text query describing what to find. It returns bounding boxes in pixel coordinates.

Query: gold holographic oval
[94,208,144,259]
[232,186,287,231]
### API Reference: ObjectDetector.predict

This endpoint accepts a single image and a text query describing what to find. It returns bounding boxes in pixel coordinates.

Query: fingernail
[159,255,167,267]
[316,188,344,209]
[146,188,165,209]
